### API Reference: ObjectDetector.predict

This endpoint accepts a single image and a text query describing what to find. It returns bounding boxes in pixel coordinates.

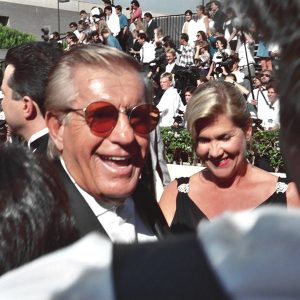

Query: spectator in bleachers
[194,40,211,77]
[130,0,142,25]
[101,27,122,50]
[223,7,238,51]
[115,5,128,51]
[196,5,210,36]
[144,12,157,42]
[206,36,231,80]
[156,72,184,128]
[65,32,79,51]
[104,5,120,37]
[69,22,80,39]
[154,27,164,43]
[182,10,198,47]
[209,0,226,34]
[178,33,194,68]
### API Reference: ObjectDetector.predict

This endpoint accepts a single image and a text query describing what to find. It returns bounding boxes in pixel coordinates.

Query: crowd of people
[0,0,299,299]
[45,0,280,134]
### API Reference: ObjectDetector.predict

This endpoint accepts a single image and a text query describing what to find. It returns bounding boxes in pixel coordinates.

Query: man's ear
[22,96,37,120]
[45,111,64,152]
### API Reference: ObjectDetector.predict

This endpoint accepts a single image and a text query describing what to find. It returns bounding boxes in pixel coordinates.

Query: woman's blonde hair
[186,81,251,140]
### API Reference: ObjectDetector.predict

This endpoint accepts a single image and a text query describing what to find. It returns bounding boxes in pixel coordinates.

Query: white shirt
[27,127,49,151]
[106,13,120,36]
[165,62,176,73]
[248,88,280,129]
[140,42,155,63]
[60,158,157,243]
[238,42,255,66]
[157,87,184,127]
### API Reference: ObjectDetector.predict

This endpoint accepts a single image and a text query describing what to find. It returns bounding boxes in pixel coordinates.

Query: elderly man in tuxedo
[1,42,63,153]
[44,45,169,241]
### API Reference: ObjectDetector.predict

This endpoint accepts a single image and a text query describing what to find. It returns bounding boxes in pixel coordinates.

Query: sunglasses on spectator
[262,73,271,77]
[65,101,160,137]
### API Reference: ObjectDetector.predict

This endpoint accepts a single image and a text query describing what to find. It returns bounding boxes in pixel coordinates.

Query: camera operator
[206,36,232,80]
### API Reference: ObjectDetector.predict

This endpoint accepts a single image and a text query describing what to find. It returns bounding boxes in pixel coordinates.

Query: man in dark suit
[45,45,170,241]
[144,12,157,42]
[1,42,63,154]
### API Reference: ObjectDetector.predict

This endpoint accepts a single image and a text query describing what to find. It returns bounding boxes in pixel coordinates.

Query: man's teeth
[103,157,129,161]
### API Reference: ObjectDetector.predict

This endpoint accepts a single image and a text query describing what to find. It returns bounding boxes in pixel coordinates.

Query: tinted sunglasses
[66,101,160,137]
[262,74,271,77]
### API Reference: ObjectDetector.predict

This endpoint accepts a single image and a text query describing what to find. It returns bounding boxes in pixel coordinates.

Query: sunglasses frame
[65,101,160,137]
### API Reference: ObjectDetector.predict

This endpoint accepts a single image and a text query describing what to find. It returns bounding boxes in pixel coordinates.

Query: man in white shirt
[137,32,155,73]
[1,42,63,154]
[157,72,184,127]
[104,5,120,37]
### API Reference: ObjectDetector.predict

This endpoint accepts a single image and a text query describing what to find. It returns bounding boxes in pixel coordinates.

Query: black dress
[170,176,289,234]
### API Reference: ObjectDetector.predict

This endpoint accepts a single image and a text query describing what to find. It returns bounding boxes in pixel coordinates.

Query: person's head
[50,31,60,41]
[1,42,63,139]
[101,27,111,39]
[115,5,122,15]
[160,72,173,91]
[215,36,227,50]
[196,30,207,42]
[267,82,278,104]
[66,32,79,45]
[144,12,153,22]
[104,5,112,16]
[184,10,193,22]
[253,74,262,88]
[180,33,189,45]
[102,0,111,6]
[225,7,236,20]
[165,48,176,64]
[210,0,221,12]
[137,32,148,45]
[0,143,78,275]
[131,0,140,9]
[69,22,78,32]
[80,10,88,20]
[45,45,159,204]
[260,70,272,85]
[186,81,251,180]
[196,5,205,17]
[154,27,164,38]
[184,86,196,104]
[91,30,101,43]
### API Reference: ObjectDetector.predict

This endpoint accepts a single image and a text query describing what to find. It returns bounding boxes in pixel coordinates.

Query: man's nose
[108,112,135,145]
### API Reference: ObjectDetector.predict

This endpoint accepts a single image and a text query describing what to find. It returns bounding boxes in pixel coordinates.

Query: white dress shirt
[60,158,157,243]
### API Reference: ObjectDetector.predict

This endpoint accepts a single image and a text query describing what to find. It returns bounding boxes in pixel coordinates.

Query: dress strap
[176,177,190,193]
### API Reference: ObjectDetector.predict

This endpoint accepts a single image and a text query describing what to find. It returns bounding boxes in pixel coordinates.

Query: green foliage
[0,25,36,49]
[248,129,284,171]
[161,127,194,164]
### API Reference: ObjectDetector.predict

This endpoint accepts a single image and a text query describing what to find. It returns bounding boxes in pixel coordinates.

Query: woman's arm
[286,182,300,207]
[159,180,179,226]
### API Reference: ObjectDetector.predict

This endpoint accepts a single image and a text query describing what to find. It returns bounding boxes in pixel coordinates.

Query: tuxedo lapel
[30,133,49,154]
[134,156,171,239]
[54,161,109,239]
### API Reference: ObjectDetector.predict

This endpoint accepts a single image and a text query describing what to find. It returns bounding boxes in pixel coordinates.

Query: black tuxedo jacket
[30,133,49,154]
[146,19,157,41]
[54,160,171,240]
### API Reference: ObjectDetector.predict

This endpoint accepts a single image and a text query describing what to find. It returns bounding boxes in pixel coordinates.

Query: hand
[251,99,258,106]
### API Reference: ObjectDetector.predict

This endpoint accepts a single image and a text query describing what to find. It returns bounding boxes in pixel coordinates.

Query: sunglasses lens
[85,101,118,136]
[130,104,160,134]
